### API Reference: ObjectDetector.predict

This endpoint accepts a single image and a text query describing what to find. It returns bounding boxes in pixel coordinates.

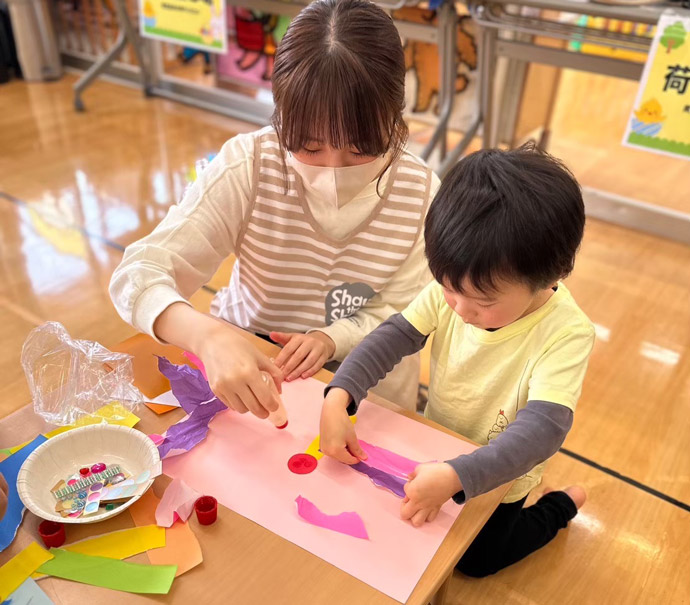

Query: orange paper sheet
[129,489,202,576]
[145,402,179,415]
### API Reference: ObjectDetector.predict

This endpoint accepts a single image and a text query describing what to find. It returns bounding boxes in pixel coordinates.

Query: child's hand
[270,331,335,381]
[0,472,8,521]
[401,463,462,527]
[319,388,368,465]
[196,324,284,419]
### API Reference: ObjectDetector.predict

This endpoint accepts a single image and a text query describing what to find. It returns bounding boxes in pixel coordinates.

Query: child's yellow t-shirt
[402,280,595,502]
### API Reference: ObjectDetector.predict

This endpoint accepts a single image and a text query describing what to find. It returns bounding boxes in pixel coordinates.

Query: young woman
[110,0,439,418]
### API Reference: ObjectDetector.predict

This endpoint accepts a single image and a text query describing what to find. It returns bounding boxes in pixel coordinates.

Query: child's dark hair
[425,144,585,294]
[271,0,408,160]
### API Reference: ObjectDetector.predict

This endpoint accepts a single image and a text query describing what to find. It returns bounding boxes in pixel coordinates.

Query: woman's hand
[154,303,283,419]
[196,324,284,418]
[271,331,335,381]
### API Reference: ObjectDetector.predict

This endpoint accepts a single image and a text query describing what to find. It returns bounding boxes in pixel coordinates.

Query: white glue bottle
[260,371,288,429]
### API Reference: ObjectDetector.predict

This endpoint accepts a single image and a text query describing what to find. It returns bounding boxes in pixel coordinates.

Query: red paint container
[194,496,218,525]
[38,520,66,548]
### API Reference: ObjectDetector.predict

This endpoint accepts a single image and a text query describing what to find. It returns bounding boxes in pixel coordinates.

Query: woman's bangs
[278,62,393,156]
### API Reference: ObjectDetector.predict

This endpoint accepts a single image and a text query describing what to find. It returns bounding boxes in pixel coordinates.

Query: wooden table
[0,329,510,604]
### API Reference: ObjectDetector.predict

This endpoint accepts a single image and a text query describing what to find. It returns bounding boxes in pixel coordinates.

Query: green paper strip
[37,549,176,594]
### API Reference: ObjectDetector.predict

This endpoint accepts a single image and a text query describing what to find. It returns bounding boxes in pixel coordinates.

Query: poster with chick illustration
[623,12,690,160]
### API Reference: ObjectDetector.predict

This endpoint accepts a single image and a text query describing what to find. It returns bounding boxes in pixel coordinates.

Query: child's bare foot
[563,485,587,509]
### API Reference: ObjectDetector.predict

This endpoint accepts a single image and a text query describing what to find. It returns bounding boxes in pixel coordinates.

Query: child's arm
[320,313,429,463]
[445,400,573,502]
[400,400,572,526]
[328,314,429,412]
[443,323,594,501]
[403,324,594,524]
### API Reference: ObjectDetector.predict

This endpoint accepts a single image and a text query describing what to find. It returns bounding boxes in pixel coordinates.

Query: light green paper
[37,549,177,594]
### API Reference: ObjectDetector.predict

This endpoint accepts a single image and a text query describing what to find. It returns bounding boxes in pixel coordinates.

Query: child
[320,144,595,577]
[110,0,439,418]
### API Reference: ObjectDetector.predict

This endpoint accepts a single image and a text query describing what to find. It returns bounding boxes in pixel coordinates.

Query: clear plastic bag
[21,321,144,426]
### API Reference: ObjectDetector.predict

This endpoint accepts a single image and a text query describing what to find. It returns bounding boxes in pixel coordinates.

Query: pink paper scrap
[183,351,207,380]
[358,440,421,479]
[149,434,165,446]
[155,478,201,528]
[295,496,368,540]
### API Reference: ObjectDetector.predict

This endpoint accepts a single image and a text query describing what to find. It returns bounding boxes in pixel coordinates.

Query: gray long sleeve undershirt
[326,313,573,503]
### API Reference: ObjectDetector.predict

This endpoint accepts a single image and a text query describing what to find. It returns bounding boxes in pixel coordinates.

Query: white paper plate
[17,424,161,524]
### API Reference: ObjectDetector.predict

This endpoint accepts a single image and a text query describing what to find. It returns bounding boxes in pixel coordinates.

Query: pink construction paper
[155,478,201,527]
[163,376,477,603]
[358,440,421,479]
[183,351,207,380]
[295,495,369,540]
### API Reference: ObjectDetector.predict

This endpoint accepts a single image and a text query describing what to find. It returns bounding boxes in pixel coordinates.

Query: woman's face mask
[287,150,389,209]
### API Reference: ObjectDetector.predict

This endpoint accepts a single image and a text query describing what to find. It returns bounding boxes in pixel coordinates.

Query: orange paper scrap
[129,489,203,577]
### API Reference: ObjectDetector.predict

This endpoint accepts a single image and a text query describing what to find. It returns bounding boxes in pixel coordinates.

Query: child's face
[441,277,554,330]
[292,142,380,168]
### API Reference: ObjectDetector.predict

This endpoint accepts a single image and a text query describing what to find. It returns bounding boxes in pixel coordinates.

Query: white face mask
[287,153,389,208]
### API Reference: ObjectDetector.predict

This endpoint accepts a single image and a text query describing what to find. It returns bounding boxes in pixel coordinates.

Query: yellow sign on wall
[624,13,690,160]
[140,0,227,53]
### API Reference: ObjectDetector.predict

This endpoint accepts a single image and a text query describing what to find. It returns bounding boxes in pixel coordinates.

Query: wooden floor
[1,74,689,603]
[549,69,690,215]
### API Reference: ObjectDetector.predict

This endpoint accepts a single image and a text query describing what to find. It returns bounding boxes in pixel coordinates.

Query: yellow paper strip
[45,401,140,438]
[64,524,165,558]
[304,416,356,460]
[305,435,323,460]
[6,402,141,453]
[32,525,165,580]
[0,542,53,600]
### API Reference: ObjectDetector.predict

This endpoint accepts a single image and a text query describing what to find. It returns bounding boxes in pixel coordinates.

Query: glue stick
[260,371,288,429]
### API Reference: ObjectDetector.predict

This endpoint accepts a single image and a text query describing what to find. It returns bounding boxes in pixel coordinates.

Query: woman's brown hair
[271,0,408,160]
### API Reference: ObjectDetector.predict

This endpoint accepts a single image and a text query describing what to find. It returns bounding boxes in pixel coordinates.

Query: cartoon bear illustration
[392,7,478,114]
[487,410,509,441]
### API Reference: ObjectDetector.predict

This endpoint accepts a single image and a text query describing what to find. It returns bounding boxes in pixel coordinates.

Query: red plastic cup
[194,496,218,525]
[38,520,66,548]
